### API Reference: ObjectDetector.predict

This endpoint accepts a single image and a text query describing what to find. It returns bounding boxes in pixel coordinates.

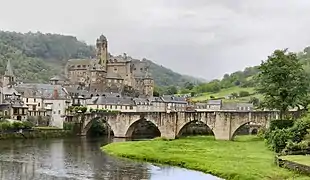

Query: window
[38,103,40,107]
[53,111,56,114]
[34,98,36,102]
[58,110,61,114]
[83,65,86,68]
[130,106,133,110]
[33,105,36,111]
[13,108,18,115]
[77,65,81,68]
[26,98,28,103]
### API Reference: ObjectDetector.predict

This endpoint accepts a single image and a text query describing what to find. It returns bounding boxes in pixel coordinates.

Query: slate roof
[87,96,134,105]
[2,87,20,96]
[133,98,151,105]
[207,100,222,105]
[15,83,69,99]
[149,97,164,102]
[161,95,187,104]
[50,75,68,81]
[221,102,253,110]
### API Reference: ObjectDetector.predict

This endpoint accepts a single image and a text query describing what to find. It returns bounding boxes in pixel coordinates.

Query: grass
[32,127,62,130]
[192,87,256,102]
[102,136,310,180]
[281,155,310,166]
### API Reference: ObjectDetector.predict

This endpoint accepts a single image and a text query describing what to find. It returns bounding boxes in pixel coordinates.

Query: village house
[161,95,188,112]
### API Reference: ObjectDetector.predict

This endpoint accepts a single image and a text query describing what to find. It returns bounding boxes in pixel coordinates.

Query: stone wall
[276,156,310,176]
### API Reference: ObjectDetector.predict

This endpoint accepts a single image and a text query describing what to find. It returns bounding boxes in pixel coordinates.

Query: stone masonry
[72,110,279,140]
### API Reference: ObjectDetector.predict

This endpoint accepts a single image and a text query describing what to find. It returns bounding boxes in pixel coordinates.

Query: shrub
[265,119,310,153]
[266,128,293,153]
[22,121,34,129]
[0,122,12,131]
[12,122,24,130]
[63,122,74,131]
[257,128,266,139]
[269,120,294,131]
[282,140,310,154]
[290,119,310,143]
[239,91,250,97]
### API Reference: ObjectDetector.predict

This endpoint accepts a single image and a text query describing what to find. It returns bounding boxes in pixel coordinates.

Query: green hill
[0,31,204,86]
[190,47,310,103]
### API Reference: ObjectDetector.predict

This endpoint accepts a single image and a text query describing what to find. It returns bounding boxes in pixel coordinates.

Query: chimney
[53,87,59,99]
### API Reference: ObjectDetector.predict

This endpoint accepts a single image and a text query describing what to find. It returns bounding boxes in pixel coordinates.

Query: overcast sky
[1,0,310,80]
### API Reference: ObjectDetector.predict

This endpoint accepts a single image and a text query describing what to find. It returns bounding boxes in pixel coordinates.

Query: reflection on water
[0,137,221,180]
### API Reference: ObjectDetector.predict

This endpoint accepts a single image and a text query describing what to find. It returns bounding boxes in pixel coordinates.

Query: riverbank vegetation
[0,119,74,140]
[103,136,310,180]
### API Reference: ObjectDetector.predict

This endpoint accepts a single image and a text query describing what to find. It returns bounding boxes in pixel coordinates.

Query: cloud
[0,0,310,79]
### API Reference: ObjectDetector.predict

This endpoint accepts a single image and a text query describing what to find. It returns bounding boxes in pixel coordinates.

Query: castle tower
[3,59,15,87]
[142,67,154,97]
[96,35,108,72]
[89,35,108,92]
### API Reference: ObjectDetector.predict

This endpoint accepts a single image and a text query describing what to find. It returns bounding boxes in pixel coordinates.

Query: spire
[5,59,14,77]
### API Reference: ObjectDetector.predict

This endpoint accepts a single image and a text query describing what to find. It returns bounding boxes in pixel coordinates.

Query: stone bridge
[70,110,282,140]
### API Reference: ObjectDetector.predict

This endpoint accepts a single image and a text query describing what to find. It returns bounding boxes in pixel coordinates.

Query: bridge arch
[177,120,215,138]
[125,118,161,138]
[231,121,262,140]
[83,116,115,136]
[251,128,258,135]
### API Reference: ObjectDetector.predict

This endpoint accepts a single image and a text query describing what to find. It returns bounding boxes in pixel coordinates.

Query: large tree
[256,49,310,119]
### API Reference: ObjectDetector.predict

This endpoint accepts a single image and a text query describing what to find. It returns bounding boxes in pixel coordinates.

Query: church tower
[142,67,154,98]
[3,59,15,87]
[89,35,108,92]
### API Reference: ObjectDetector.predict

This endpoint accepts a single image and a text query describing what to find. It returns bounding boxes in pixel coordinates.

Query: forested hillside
[0,31,203,85]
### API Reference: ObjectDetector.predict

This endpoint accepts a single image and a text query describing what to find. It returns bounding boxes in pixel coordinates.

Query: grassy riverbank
[102,136,310,180]
[0,129,73,140]
[281,155,310,166]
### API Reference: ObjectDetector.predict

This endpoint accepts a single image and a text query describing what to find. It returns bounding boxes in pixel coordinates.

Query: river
[0,137,222,180]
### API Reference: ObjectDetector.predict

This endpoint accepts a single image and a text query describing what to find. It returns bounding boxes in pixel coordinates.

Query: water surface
[0,137,222,180]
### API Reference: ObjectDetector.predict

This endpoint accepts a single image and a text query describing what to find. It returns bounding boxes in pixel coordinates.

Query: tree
[231,92,238,98]
[165,86,178,95]
[249,97,260,106]
[255,49,310,119]
[184,82,194,90]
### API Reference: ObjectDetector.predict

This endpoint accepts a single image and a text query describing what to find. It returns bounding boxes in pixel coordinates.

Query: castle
[64,35,154,98]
